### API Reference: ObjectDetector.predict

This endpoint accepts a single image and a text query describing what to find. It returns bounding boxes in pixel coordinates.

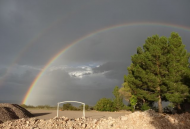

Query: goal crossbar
[56,101,85,118]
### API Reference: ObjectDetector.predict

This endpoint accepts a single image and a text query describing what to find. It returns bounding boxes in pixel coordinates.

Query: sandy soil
[28,109,131,119]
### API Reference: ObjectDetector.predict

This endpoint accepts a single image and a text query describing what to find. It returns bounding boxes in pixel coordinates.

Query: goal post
[56,101,85,118]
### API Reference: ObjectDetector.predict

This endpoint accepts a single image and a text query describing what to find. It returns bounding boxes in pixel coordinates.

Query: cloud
[2,65,38,86]
[25,64,122,105]
[93,61,129,80]
[0,65,40,104]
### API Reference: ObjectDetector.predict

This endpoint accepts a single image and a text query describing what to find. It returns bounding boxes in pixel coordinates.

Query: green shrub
[20,104,35,108]
[123,105,133,111]
[95,98,116,111]
[36,105,49,109]
[78,104,89,110]
[62,103,74,110]
[62,103,80,110]
[130,95,137,112]
[141,103,150,111]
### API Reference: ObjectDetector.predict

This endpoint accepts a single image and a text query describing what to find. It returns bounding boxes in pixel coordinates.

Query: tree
[119,75,132,102]
[164,32,190,112]
[126,35,168,113]
[123,32,189,113]
[95,98,115,111]
[113,86,124,110]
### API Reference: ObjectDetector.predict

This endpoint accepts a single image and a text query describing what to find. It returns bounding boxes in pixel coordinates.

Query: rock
[120,116,127,121]
[82,123,87,128]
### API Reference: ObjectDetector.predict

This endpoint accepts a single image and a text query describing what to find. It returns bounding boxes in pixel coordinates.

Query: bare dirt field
[28,109,131,119]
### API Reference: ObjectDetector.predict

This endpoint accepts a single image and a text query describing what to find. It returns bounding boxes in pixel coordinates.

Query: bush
[78,104,89,110]
[141,103,150,111]
[124,105,133,111]
[89,106,94,110]
[20,104,35,108]
[62,103,74,110]
[163,103,175,114]
[36,105,52,109]
[95,98,116,111]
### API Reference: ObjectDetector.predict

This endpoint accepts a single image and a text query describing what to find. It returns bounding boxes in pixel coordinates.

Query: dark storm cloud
[93,61,130,80]
[1,0,190,65]
[0,0,97,65]
[29,68,120,106]
[0,67,7,76]
[2,65,38,87]
[0,65,39,104]
[58,26,190,66]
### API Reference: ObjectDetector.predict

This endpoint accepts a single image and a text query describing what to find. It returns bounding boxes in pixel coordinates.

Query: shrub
[89,106,94,110]
[123,105,133,111]
[163,103,175,114]
[78,104,89,110]
[62,103,74,110]
[95,98,116,111]
[130,95,137,112]
[141,103,150,111]
[20,104,35,108]
[36,105,52,109]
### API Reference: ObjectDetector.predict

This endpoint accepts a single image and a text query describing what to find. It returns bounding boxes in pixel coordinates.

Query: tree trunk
[158,95,163,113]
[177,104,182,113]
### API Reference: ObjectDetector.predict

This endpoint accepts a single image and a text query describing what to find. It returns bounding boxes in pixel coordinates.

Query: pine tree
[164,32,190,112]
[124,33,190,113]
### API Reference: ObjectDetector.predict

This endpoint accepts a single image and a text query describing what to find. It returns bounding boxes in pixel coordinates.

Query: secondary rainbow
[22,22,190,104]
[0,1,95,88]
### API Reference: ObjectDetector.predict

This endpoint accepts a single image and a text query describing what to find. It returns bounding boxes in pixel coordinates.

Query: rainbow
[0,17,64,87]
[22,22,190,104]
[0,1,96,88]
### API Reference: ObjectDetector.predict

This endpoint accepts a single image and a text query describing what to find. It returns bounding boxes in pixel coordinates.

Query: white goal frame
[56,101,85,118]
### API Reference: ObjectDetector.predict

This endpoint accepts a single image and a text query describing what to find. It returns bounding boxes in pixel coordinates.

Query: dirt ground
[28,109,131,119]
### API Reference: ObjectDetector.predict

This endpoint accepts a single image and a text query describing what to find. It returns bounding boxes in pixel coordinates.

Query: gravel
[0,103,33,123]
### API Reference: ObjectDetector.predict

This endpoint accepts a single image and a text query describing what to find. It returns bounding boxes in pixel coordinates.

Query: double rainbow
[22,22,190,104]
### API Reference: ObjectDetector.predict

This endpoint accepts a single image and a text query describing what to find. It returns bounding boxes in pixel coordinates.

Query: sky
[0,0,190,106]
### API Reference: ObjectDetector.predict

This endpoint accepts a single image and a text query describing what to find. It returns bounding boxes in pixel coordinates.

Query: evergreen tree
[113,86,124,110]
[164,32,190,112]
[124,33,189,113]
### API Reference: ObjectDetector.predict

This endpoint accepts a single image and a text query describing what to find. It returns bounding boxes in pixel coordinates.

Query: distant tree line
[20,103,93,111]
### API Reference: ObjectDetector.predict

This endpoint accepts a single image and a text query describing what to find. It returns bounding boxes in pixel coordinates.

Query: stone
[120,116,128,121]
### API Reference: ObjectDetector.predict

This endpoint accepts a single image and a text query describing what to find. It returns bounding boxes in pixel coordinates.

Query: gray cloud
[93,61,129,81]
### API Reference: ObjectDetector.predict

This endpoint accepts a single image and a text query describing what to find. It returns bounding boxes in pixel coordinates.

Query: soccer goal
[56,101,85,118]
